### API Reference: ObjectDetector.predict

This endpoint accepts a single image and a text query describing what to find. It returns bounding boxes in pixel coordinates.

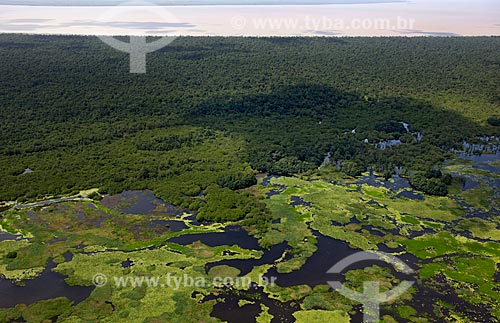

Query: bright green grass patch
[208,265,241,280]
[238,299,255,307]
[256,304,274,323]
[402,232,500,260]
[397,305,418,319]
[402,232,463,259]
[293,310,351,323]
[381,315,399,323]
[423,221,443,229]
[385,197,464,222]
[445,158,474,168]
[361,184,392,199]
[275,256,310,274]
[420,256,500,308]
[420,256,496,286]
[0,240,46,280]
[401,215,420,225]
[265,176,465,252]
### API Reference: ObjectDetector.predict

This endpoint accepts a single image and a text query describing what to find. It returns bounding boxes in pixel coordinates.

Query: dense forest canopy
[0,35,499,213]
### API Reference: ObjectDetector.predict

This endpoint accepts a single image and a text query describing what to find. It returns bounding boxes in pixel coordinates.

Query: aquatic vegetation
[258,186,316,272]
[403,232,500,260]
[344,265,413,301]
[261,176,463,252]
[397,305,418,319]
[0,297,73,323]
[208,265,241,280]
[444,158,500,179]
[301,284,353,312]
[256,304,274,323]
[293,309,350,323]
[461,184,494,211]
[0,159,498,322]
[456,218,500,241]
[1,33,500,323]
[266,284,312,302]
[50,241,263,322]
[0,240,46,280]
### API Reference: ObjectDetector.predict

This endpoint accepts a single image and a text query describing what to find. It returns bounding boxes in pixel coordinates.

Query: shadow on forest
[188,84,488,170]
[191,84,484,138]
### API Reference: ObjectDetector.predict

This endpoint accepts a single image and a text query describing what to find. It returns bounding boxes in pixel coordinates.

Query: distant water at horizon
[0,0,406,5]
[0,0,499,36]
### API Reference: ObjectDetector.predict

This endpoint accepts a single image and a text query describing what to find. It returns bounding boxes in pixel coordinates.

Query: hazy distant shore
[1,0,498,36]
[0,0,404,6]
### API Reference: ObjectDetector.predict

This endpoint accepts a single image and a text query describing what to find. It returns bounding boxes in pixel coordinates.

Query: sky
[0,0,499,36]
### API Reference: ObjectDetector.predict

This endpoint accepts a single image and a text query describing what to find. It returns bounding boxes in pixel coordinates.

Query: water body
[101,190,189,216]
[262,175,284,188]
[266,189,281,198]
[356,173,414,194]
[121,258,134,268]
[204,228,490,322]
[289,195,311,207]
[394,190,424,200]
[461,177,481,191]
[150,219,189,232]
[206,231,415,323]
[168,225,262,250]
[205,241,290,275]
[206,285,301,323]
[262,175,287,198]
[266,230,418,287]
[458,151,500,174]
[0,231,23,241]
[0,259,94,308]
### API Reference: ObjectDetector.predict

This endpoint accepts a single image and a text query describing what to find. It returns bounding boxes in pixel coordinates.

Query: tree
[341,160,365,177]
